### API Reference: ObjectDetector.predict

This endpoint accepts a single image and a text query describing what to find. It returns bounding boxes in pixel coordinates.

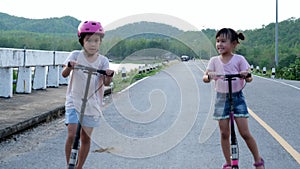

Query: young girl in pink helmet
[62,20,114,169]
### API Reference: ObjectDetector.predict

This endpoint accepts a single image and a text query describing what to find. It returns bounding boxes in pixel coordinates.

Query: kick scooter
[212,73,251,169]
[68,64,113,169]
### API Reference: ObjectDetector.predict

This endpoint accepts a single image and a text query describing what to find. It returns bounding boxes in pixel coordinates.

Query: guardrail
[0,48,70,98]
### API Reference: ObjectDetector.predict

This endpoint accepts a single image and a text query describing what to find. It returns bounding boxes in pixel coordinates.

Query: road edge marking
[248,108,300,164]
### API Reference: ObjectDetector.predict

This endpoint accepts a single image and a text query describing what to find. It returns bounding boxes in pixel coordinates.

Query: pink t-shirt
[206,54,250,93]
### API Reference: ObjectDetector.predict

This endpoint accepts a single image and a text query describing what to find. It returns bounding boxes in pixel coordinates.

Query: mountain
[0,12,185,37]
[105,21,183,39]
[0,12,79,33]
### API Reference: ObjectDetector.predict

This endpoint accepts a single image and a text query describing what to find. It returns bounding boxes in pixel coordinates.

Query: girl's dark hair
[78,33,104,46]
[216,28,245,43]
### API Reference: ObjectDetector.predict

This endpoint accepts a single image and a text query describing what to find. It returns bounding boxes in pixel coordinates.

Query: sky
[0,0,299,31]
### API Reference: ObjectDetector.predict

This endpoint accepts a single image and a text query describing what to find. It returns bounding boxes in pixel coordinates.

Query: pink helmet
[77,21,105,38]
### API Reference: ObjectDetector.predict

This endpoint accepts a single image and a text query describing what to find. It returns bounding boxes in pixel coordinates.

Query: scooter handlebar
[208,73,251,80]
[74,65,114,77]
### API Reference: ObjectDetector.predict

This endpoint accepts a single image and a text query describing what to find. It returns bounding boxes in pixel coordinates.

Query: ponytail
[237,32,245,41]
[216,28,245,43]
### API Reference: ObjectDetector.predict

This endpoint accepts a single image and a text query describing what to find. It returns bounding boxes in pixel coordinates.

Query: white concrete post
[256,66,260,74]
[250,65,254,71]
[16,48,32,94]
[59,65,69,85]
[33,66,47,90]
[271,68,276,79]
[121,67,127,80]
[138,66,143,74]
[263,67,266,75]
[16,67,32,93]
[47,51,60,87]
[47,65,59,87]
[0,68,13,98]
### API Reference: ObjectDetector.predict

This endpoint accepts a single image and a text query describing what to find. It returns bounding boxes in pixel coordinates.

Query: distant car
[181,55,189,61]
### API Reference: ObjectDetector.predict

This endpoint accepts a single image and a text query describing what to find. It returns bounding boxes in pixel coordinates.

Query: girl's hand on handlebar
[203,72,218,83]
[240,71,249,77]
[208,72,218,80]
[67,61,77,69]
[203,74,210,83]
[240,71,252,82]
[105,69,115,77]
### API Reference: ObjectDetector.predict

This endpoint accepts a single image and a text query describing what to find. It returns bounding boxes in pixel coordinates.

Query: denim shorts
[65,108,100,127]
[213,91,249,120]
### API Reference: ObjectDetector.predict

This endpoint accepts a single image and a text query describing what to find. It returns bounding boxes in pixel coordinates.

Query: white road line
[255,76,300,90]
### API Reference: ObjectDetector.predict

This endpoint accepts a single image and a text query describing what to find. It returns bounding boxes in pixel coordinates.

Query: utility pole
[275,0,279,66]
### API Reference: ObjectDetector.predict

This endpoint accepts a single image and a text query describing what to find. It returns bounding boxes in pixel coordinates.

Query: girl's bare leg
[219,119,231,164]
[76,127,93,169]
[65,124,77,165]
[235,118,264,169]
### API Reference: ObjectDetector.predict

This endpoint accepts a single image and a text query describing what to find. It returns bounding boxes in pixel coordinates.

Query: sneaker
[222,163,232,169]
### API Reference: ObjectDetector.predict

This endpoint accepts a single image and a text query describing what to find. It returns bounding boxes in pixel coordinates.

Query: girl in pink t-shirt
[203,28,264,169]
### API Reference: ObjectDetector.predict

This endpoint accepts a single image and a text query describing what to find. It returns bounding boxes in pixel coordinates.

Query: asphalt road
[0,60,299,169]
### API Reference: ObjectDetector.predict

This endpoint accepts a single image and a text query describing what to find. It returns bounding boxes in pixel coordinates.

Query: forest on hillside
[0,12,299,80]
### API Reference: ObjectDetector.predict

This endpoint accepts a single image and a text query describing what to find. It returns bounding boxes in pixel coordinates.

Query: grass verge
[111,60,178,93]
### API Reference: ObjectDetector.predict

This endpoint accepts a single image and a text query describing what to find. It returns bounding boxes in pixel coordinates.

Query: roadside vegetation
[111,61,176,93]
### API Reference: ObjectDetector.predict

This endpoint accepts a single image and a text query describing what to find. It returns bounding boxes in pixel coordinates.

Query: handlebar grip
[224,73,251,79]
[246,73,252,78]
[97,70,114,77]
